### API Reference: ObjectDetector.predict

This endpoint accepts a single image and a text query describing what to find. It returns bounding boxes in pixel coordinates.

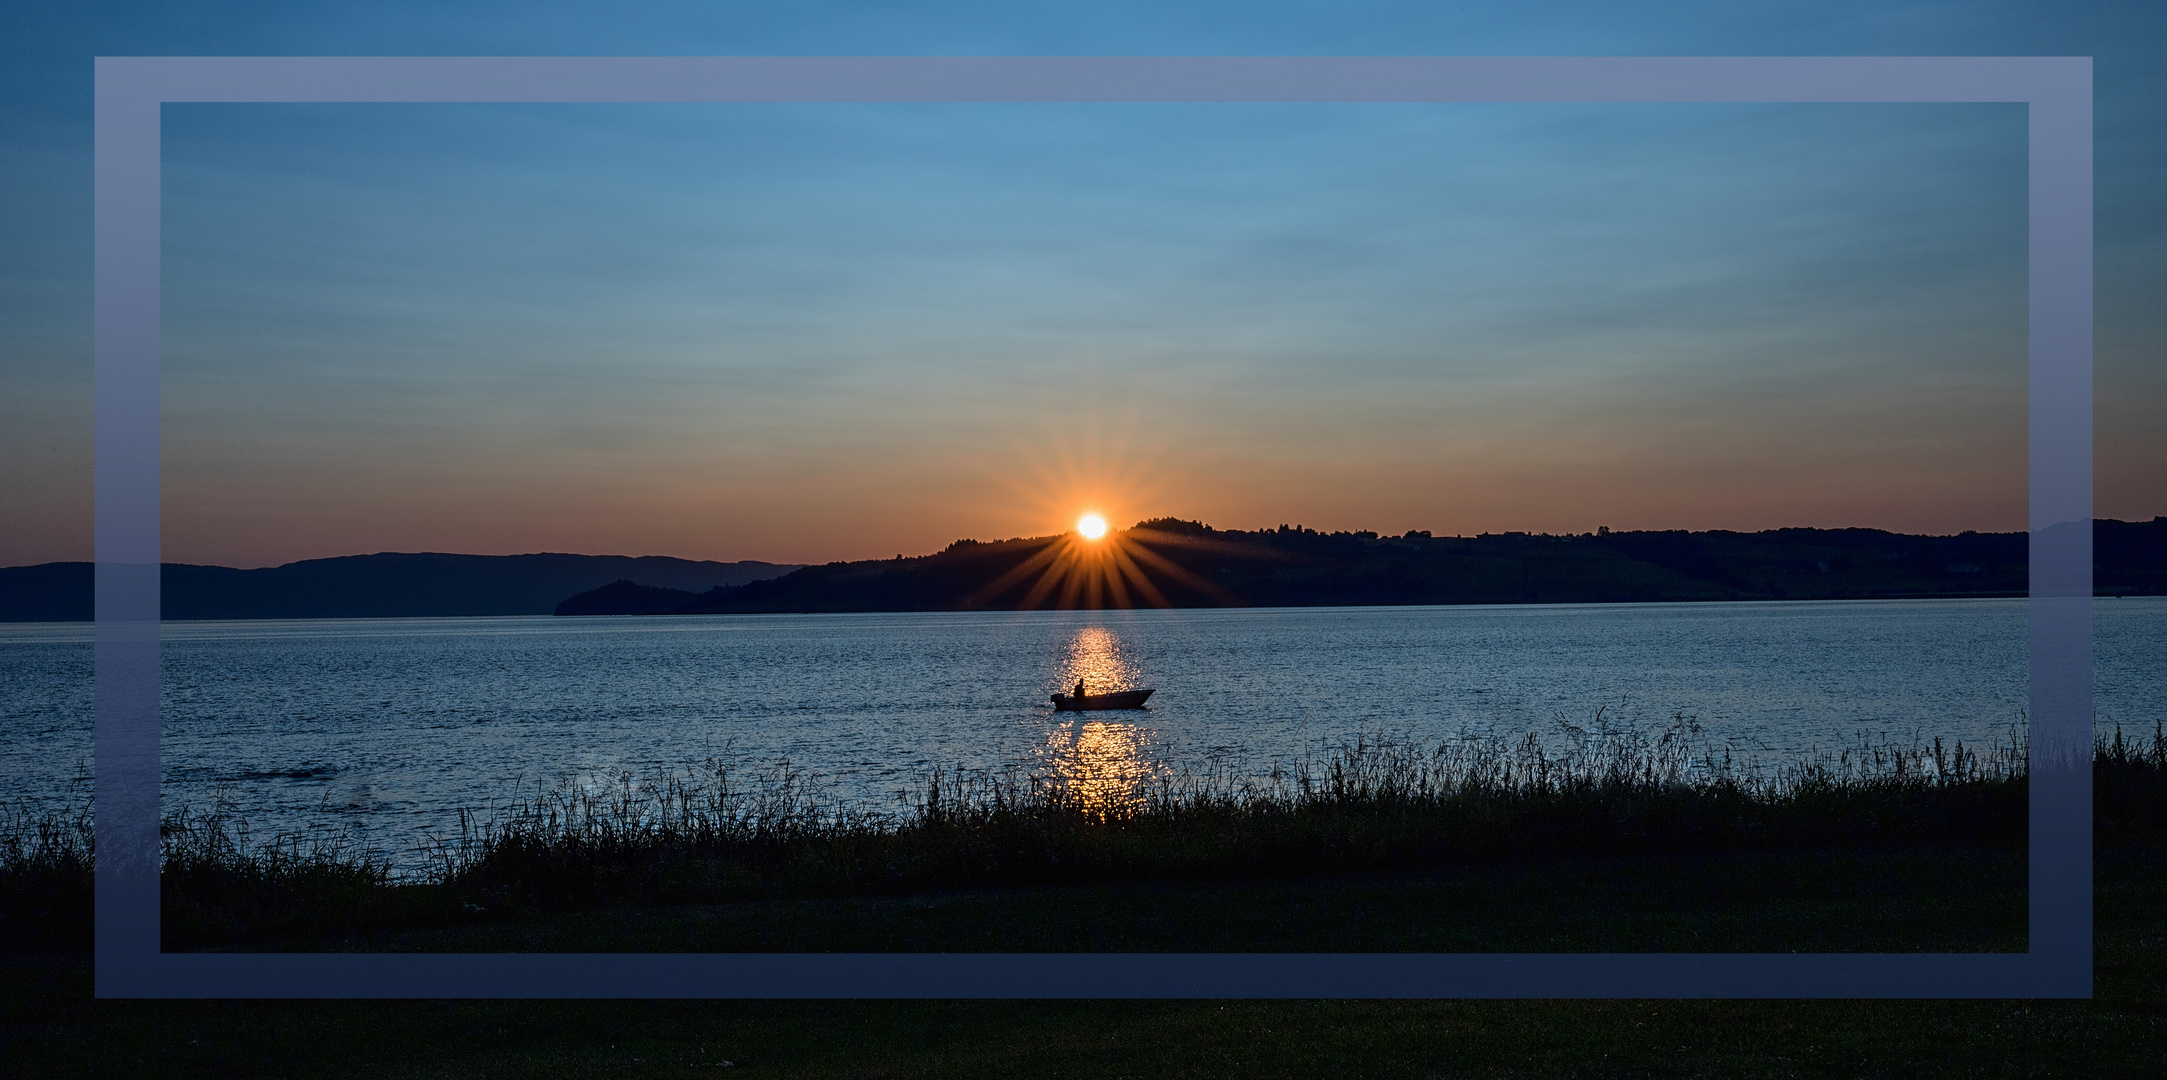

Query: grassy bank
[1,843,2161,1078]
[0,780,92,953]
[1,727,2161,1075]
[4,719,2155,952]
[151,717,2054,950]
[280,846,2029,953]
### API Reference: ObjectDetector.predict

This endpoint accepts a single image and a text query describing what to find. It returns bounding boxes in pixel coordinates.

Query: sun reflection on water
[1043,719,1161,817]
[1042,625,1161,816]
[1058,625,1137,697]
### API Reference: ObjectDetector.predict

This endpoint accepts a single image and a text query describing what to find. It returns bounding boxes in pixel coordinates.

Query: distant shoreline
[555,518,2163,618]
[0,551,802,622]
[0,589,2077,627]
[2,517,2160,621]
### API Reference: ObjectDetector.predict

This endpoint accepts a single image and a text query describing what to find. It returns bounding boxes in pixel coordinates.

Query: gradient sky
[4,2,2163,568]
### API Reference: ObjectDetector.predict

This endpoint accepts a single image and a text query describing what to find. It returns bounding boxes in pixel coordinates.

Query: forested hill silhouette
[0,552,799,621]
[556,517,2167,616]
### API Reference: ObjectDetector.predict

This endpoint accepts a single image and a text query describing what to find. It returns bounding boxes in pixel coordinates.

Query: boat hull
[1050,689,1154,711]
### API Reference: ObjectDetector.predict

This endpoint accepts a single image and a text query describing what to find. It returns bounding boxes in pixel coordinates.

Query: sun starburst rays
[945,413,1267,610]
[963,521,1240,612]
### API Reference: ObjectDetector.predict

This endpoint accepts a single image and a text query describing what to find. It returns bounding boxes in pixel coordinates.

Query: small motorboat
[1051,688,1154,711]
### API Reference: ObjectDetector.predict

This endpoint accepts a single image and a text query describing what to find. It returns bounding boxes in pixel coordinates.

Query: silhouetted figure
[1073,678,1086,700]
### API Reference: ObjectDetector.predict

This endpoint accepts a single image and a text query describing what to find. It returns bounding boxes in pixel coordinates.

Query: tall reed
[158,788,400,945]
[6,716,2156,949]
[424,715,2034,917]
[2098,720,2167,849]
[0,764,94,951]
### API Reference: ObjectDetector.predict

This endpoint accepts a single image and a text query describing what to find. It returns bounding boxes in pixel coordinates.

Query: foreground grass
[0,846,2158,1079]
[1,726,2158,1077]
[153,718,2047,950]
[244,845,2026,953]
[0,770,92,954]
[5,996,2162,1079]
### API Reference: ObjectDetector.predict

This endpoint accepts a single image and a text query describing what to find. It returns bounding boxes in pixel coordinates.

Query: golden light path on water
[1041,624,1164,816]
[1060,625,1136,695]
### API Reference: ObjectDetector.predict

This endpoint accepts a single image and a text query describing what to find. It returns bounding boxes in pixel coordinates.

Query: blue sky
[2,2,2161,567]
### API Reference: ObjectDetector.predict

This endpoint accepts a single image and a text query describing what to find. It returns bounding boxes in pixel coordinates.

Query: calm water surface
[3,598,2162,874]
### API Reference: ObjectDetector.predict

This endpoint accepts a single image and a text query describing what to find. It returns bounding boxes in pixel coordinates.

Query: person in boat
[1072,678,1086,701]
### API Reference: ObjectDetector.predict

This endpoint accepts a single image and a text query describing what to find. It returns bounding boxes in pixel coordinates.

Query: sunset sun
[1076,514,1108,540]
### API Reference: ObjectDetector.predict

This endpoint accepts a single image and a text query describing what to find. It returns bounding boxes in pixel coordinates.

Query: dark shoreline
[5,723,2153,955]
[2,731,2162,1076]
[212,843,2030,954]
[148,721,2056,952]
[6,837,2164,1078]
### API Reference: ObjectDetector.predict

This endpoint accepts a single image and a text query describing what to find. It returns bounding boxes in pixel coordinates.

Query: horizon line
[12,515,2160,573]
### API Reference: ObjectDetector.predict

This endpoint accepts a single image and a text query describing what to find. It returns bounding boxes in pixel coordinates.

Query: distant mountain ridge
[0,552,800,622]
[555,517,2167,617]
[9,520,2163,622]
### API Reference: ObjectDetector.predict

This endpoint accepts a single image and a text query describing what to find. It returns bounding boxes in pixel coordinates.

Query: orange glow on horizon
[970,406,1198,560]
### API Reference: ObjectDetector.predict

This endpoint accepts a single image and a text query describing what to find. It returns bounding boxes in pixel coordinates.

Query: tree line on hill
[553,517,2167,616]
